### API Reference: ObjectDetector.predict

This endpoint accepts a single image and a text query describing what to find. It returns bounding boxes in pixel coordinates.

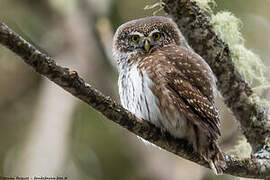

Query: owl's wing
[166,76,221,139]
[161,44,216,102]
[159,44,220,139]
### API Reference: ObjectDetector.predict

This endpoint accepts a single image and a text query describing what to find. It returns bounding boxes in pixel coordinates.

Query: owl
[113,16,225,174]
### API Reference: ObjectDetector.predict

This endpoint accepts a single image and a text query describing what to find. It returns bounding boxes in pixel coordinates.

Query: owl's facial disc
[130,30,162,53]
[113,16,183,60]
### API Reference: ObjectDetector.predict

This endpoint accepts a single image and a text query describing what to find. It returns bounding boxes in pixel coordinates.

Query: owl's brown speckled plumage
[113,16,226,174]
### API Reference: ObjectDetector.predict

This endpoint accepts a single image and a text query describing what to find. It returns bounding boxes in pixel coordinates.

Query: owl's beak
[144,40,150,53]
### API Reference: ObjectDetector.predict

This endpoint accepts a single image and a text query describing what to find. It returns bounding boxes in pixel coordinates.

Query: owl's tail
[190,126,227,174]
[206,141,227,175]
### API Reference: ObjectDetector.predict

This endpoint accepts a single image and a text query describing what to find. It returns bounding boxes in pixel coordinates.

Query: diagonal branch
[0,22,270,178]
[162,0,270,154]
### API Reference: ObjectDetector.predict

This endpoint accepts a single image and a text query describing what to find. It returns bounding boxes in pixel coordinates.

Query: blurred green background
[0,0,269,179]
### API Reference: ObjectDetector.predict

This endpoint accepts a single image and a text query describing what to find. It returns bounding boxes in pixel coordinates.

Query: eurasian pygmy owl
[113,16,225,174]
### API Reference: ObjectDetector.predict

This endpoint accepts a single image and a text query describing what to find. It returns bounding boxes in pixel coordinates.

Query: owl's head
[113,16,183,61]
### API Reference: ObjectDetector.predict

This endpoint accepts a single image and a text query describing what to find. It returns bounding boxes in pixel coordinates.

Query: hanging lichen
[211,11,267,87]
[193,0,216,13]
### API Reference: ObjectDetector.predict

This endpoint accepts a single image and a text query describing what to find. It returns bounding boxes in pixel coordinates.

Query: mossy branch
[0,22,270,178]
[162,0,270,154]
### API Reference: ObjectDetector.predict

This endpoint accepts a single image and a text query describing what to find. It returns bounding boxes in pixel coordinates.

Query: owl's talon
[161,127,167,136]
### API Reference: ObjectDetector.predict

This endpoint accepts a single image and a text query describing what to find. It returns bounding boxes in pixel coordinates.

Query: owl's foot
[190,129,226,175]
[189,125,226,175]
[160,127,171,147]
[200,141,227,175]
[160,127,167,136]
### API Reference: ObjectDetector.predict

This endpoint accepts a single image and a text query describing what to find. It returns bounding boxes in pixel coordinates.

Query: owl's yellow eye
[152,32,161,40]
[131,35,140,43]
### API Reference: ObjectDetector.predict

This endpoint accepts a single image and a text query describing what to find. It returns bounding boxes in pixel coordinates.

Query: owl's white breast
[118,64,163,127]
[118,64,187,138]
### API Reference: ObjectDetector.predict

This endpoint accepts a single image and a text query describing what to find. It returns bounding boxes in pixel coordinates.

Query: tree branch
[162,0,270,154]
[0,22,269,178]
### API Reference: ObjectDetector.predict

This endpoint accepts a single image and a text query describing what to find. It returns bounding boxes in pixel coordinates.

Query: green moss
[212,12,243,47]
[266,137,270,146]
[144,1,165,15]
[227,136,252,158]
[248,94,270,111]
[193,0,216,13]
[211,12,267,87]
[231,45,267,86]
